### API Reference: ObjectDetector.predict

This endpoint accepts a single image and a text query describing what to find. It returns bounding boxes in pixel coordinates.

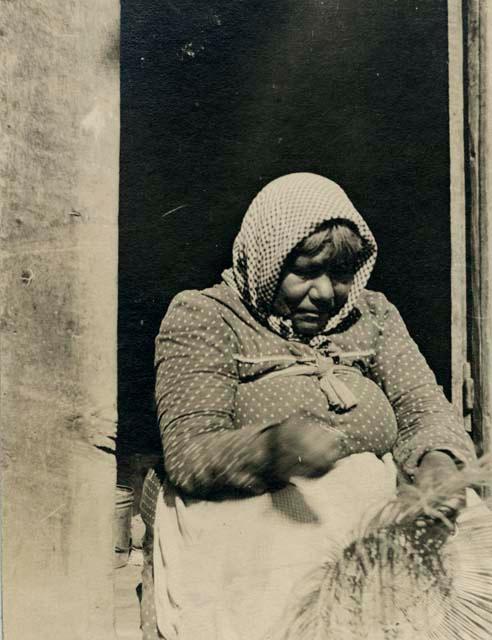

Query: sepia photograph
[1,1,492,639]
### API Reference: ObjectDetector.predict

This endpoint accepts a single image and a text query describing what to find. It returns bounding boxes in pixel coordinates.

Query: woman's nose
[309,275,335,304]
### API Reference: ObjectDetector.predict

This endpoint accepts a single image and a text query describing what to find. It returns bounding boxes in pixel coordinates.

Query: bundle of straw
[278,458,492,640]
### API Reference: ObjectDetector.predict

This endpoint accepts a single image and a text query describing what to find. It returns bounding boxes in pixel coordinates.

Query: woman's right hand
[266,417,348,484]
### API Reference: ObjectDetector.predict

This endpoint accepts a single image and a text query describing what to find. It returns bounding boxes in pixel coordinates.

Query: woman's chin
[293,317,328,336]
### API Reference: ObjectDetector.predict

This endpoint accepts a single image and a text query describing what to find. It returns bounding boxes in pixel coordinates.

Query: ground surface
[114,557,142,640]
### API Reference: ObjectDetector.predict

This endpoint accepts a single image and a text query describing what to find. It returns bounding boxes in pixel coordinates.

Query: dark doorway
[118,0,453,462]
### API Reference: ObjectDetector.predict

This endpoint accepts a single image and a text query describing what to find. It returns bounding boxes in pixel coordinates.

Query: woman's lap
[144,453,396,640]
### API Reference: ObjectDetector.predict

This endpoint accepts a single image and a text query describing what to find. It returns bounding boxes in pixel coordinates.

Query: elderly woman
[139,173,475,640]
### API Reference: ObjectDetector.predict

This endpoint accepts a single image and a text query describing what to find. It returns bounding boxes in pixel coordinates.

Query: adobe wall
[0,2,119,638]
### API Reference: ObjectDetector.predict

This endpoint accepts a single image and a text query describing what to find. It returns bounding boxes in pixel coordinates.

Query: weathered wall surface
[0,2,119,638]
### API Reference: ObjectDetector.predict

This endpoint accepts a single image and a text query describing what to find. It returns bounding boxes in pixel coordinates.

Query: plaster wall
[0,2,119,638]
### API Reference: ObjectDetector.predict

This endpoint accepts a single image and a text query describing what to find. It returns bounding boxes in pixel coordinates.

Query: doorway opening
[115,1,481,636]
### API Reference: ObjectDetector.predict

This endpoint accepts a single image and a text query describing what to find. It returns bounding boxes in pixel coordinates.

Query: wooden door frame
[465,0,492,456]
[449,0,470,431]
[449,0,492,455]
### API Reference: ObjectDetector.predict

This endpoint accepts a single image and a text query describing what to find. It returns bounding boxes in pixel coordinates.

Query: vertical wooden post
[448,0,469,430]
[0,2,120,638]
[467,0,492,455]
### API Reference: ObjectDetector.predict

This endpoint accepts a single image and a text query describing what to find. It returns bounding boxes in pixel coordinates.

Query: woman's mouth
[295,311,330,322]
[292,310,332,335]
[296,308,333,317]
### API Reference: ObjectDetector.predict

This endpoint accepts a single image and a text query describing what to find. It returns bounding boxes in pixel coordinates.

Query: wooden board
[467,0,492,455]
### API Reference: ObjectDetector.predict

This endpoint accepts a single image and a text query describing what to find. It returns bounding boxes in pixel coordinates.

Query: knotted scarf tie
[234,351,374,412]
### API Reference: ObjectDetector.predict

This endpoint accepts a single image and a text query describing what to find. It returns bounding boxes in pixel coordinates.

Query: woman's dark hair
[291,220,367,271]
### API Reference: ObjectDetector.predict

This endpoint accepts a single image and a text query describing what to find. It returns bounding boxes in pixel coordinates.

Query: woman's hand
[266,418,348,484]
[415,450,465,514]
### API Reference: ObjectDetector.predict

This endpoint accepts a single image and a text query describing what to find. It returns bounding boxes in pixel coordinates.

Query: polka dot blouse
[142,282,476,520]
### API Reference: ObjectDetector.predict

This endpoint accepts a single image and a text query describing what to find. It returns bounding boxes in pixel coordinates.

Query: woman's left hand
[415,450,466,514]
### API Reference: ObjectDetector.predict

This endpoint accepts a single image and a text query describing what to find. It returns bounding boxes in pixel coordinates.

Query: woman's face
[273,243,354,336]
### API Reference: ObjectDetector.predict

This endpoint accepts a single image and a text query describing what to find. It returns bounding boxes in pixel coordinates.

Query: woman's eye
[330,269,354,283]
[290,264,354,282]
[294,268,319,279]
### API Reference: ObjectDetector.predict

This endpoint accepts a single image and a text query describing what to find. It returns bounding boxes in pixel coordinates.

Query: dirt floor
[114,556,143,640]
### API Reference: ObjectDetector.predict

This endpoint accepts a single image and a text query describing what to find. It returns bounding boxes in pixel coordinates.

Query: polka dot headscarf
[222,173,378,346]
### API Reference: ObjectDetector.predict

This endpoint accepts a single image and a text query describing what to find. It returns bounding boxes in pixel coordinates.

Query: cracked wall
[0,1,120,638]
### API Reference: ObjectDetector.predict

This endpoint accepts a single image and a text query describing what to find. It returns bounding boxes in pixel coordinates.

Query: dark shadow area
[118,0,452,459]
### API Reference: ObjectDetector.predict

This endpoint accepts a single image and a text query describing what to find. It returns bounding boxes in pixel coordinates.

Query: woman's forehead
[292,243,334,266]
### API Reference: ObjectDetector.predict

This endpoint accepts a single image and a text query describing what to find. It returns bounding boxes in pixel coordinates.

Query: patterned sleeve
[369,295,476,476]
[155,290,270,497]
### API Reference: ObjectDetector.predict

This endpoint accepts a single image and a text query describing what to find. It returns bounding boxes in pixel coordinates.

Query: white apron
[153,452,398,640]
